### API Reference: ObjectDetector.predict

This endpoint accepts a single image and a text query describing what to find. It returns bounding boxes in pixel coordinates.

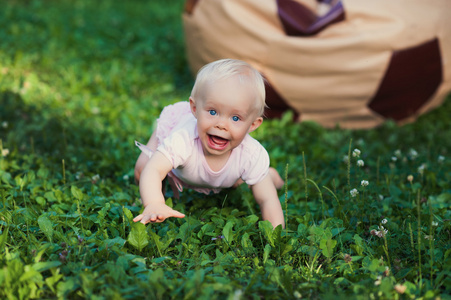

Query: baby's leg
[232,178,245,188]
[269,167,284,189]
[233,167,284,189]
[134,131,158,183]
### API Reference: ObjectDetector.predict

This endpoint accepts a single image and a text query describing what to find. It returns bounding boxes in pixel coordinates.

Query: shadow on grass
[1,91,67,154]
[0,90,129,177]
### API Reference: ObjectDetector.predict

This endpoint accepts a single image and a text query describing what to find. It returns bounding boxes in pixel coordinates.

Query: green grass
[1,0,450,299]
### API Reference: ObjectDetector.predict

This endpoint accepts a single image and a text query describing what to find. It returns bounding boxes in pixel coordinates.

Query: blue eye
[232,116,240,122]
[209,110,217,116]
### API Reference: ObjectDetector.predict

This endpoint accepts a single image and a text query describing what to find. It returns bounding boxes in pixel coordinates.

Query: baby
[133,59,285,228]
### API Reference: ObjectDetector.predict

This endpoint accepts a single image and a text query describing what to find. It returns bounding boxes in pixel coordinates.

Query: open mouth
[207,134,229,150]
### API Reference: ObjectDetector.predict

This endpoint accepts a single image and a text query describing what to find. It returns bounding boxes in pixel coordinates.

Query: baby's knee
[232,178,245,188]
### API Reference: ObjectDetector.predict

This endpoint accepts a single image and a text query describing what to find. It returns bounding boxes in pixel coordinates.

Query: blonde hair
[190,59,267,117]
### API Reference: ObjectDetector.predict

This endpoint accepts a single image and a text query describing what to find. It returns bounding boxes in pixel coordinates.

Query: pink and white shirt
[136,102,269,194]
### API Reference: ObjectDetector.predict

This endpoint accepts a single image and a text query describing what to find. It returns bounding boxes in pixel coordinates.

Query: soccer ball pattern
[183,0,451,128]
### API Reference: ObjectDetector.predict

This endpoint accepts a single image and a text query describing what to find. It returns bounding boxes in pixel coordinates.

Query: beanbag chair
[183,0,451,128]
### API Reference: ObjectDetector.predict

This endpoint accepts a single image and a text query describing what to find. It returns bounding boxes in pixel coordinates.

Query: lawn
[0,0,450,299]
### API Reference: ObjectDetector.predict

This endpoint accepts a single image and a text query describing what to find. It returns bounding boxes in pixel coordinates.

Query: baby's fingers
[156,214,166,221]
[170,209,185,219]
[143,213,160,224]
[133,214,160,223]
[133,214,144,223]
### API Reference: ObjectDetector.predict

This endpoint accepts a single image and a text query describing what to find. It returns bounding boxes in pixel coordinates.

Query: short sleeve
[240,139,270,186]
[157,129,193,169]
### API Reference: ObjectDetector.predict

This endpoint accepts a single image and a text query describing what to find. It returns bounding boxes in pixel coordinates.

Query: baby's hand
[133,203,185,224]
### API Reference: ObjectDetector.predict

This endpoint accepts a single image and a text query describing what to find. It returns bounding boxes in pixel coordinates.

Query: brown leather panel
[368,38,442,121]
[276,0,345,37]
[264,78,299,120]
[185,0,199,14]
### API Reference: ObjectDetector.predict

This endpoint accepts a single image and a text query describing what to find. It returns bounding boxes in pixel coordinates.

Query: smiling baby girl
[133,59,285,228]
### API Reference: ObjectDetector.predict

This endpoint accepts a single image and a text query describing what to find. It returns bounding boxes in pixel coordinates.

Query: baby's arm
[133,151,185,224]
[134,132,158,183]
[251,173,285,228]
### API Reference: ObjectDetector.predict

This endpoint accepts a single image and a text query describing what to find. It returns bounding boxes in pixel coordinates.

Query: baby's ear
[189,97,197,118]
[248,116,263,133]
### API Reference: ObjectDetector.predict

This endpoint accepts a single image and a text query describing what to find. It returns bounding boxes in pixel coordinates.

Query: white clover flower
[375,226,388,237]
[424,235,435,241]
[91,174,100,182]
[381,219,388,224]
[438,155,445,163]
[378,225,387,232]
[379,195,384,201]
[123,174,130,181]
[357,159,364,167]
[1,149,9,157]
[432,221,438,227]
[91,107,100,114]
[395,284,407,294]
[384,266,390,276]
[391,156,397,162]
[418,164,426,174]
[407,175,414,182]
[409,149,418,159]
[394,149,402,157]
[374,275,382,286]
[343,155,349,163]
[352,148,361,158]
[1,121,8,128]
[361,180,369,187]
[350,188,359,197]
[233,290,243,299]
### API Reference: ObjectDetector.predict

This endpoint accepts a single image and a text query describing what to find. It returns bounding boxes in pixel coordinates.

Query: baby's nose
[215,118,227,130]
